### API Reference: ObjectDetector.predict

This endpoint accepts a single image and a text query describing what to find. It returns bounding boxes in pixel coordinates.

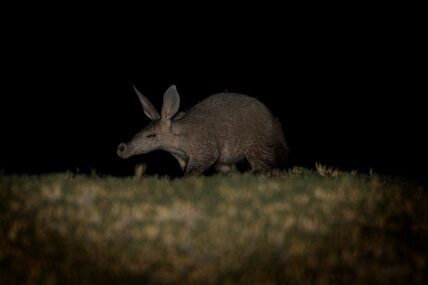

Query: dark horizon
[1,77,423,180]
[1,22,424,181]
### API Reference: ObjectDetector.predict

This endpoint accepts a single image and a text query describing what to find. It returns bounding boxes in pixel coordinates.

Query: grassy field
[0,167,427,285]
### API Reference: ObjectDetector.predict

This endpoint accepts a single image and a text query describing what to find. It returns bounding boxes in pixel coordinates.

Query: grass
[0,167,427,284]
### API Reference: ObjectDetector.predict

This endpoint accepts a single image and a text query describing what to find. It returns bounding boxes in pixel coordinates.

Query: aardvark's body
[117,85,289,175]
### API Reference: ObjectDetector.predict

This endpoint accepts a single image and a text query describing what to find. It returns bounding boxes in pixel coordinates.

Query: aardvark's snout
[117,143,129,158]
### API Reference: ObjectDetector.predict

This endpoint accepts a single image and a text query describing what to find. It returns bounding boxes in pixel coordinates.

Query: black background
[1,8,425,180]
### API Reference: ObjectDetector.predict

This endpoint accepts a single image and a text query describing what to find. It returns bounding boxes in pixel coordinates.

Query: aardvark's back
[179,93,289,172]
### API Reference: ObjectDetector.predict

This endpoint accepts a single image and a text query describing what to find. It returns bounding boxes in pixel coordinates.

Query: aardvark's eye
[146,134,156,139]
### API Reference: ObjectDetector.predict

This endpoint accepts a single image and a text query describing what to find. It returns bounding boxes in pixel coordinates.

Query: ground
[0,167,427,284]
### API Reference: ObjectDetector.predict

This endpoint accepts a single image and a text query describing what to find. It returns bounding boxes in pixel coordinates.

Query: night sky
[1,14,424,180]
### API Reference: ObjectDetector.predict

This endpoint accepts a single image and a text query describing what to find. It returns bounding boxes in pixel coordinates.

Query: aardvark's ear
[161,85,180,121]
[133,85,161,121]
